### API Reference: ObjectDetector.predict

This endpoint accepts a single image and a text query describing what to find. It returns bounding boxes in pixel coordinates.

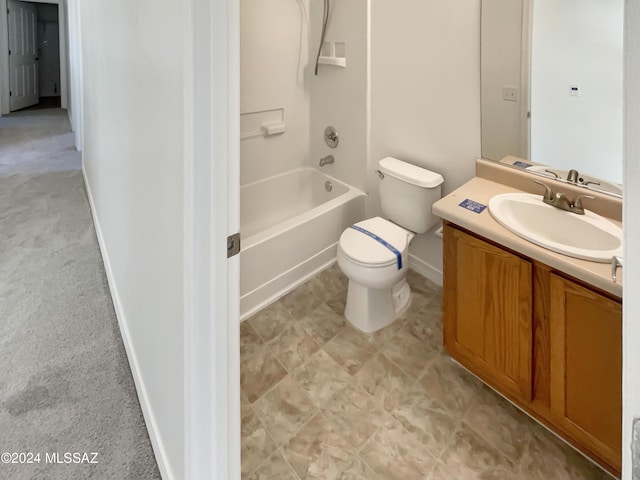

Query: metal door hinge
[227,232,241,258]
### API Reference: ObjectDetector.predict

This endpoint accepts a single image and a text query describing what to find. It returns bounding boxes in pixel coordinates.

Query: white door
[8,0,39,111]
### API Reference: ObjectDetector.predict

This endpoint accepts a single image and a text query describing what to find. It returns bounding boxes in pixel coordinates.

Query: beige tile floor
[241,265,613,480]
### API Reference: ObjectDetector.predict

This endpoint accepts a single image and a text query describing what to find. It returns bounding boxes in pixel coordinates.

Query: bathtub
[240,167,366,320]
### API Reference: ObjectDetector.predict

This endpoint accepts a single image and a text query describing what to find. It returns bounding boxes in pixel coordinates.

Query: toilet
[337,157,443,333]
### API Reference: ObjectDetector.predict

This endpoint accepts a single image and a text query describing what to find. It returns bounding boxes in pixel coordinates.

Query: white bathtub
[240,167,366,320]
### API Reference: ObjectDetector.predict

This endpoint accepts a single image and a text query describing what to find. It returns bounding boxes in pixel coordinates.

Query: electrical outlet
[503,86,519,102]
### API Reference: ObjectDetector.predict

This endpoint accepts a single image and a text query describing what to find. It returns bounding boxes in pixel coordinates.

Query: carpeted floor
[0,109,161,479]
[0,108,80,175]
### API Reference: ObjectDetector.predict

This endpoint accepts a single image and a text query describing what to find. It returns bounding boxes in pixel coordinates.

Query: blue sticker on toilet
[459,199,487,214]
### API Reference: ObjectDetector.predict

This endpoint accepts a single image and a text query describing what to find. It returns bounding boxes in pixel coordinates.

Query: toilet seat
[339,217,411,268]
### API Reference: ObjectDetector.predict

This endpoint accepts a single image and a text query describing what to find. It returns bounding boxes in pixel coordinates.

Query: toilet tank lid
[378,157,444,188]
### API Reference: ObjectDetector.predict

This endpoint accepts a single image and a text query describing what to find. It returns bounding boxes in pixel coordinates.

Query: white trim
[67,0,83,151]
[0,0,10,114]
[408,254,443,287]
[81,166,174,480]
[623,1,640,478]
[183,0,240,478]
[520,0,532,159]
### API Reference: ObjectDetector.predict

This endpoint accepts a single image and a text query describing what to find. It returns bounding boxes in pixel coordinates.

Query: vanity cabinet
[442,222,622,476]
[443,226,533,403]
[549,274,622,472]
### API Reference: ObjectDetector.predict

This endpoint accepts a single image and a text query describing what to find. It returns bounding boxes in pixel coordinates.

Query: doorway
[0,0,69,116]
[7,0,60,111]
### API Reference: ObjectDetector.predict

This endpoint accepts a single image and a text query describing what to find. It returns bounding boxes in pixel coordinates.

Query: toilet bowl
[338,217,415,332]
[337,157,443,333]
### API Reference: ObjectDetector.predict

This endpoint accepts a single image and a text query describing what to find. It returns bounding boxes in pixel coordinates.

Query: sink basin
[488,193,622,262]
[526,166,623,196]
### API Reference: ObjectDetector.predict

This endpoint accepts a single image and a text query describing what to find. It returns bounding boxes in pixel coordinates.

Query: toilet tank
[378,157,444,234]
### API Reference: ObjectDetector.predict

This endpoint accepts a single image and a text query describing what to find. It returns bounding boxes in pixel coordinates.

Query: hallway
[0,109,160,479]
[0,108,79,174]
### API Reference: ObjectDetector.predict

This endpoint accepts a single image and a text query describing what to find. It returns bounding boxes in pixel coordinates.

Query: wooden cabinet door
[443,225,533,402]
[549,274,622,472]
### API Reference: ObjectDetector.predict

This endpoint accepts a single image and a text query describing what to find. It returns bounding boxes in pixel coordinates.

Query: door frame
[66,0,82,150]
[183,0,240,477]
[623,1,640,478]
[0,0,68,115]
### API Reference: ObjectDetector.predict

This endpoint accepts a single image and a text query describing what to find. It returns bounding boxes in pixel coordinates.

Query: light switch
[503,86,519,102]
[570,84,581,96]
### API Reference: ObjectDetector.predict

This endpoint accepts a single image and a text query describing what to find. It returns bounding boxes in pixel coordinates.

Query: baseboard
[67,108,73,133]
[67,108,83,152]
[81,166,174,480]
[408,254,443,287]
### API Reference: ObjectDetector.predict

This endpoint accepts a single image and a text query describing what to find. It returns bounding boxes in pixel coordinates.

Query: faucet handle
[534,180,554,202]
[572,194,595,210]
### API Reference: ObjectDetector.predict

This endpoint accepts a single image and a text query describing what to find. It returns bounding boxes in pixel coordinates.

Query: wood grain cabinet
[442,222,622,476]
[549,274,622,472]
[443,225,533,403]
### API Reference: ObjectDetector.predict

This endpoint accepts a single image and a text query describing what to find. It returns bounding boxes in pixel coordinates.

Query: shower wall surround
[309,0,368,191]
[241,0,483,284]
[240,0,311,185]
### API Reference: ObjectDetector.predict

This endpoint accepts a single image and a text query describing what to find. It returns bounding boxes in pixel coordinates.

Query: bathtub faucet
[319,155,335,167]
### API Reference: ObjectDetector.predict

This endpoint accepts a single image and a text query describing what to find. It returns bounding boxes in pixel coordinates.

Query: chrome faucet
[534,180,594,215]
[567,169,580,183]
[319,155,334,167]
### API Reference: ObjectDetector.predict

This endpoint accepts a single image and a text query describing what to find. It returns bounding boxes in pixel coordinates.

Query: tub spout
[319,155,334,167]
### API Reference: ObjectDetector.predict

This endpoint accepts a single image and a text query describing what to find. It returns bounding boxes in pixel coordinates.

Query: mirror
[480,0,624,196]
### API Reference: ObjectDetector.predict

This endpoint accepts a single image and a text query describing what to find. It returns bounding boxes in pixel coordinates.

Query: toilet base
[344,278,412,333]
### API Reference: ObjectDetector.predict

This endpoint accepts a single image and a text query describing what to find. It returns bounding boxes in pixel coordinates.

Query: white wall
[308,0,368,191]
[369,0,482,280]
[480,0,525,161]
[623,1,640,477]
[531,0,623,184]
[79,0,185,478]
[240,0,310,185]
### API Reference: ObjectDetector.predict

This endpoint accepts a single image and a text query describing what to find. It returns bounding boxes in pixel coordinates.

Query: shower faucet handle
[324,126,339,148]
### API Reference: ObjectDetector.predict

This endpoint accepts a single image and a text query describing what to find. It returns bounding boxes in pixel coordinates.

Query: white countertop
[433,177,622,299]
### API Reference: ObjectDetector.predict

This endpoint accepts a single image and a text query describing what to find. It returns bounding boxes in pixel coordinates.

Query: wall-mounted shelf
[318,42,346,69]
[240,108,286,139]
